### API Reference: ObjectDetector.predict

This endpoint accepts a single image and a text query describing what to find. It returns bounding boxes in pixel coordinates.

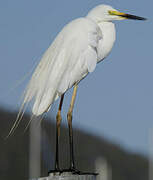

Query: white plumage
[24,5,117,116]
[23,18,102,116]
[7,4,146,137]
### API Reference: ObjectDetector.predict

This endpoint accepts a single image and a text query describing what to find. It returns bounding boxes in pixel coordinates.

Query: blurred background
[0,0,152,179]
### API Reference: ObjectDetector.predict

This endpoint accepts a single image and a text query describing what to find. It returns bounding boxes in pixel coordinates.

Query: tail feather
[5,101,28,139]
[6,32,71,137]
[32,48,67,115]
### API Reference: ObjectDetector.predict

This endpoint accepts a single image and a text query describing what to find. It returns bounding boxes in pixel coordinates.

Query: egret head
[87,5,146,23]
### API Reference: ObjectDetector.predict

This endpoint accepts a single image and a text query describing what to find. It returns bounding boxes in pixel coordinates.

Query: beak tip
[122,14,147,21]
[137,16,147,21]
[143,17,147,21]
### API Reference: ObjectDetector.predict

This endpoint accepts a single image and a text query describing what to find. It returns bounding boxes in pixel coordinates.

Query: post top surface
[30,172,97,180]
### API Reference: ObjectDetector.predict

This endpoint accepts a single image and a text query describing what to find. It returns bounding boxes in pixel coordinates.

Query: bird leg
[55,94,64,171]
[67,84,78,171]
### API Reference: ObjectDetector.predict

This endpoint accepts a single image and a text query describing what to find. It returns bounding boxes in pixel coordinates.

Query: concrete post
[30,172,97,180]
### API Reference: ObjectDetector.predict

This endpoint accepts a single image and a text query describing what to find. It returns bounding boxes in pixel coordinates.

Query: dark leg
[49,88,97,175]
[55,94,64,171]
[67,84,78,171]
[66,85,97,175]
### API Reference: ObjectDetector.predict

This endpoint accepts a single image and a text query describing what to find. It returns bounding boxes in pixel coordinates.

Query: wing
[22,18,102,116]
[6,17,103,138]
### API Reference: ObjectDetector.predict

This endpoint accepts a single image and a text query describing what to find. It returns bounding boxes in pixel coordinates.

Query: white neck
[96,21,116,62]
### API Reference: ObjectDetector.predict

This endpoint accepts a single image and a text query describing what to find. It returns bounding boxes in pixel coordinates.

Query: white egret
[8,4,146,173]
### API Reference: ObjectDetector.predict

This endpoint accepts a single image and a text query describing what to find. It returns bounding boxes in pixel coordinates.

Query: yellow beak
[108,10,146,20]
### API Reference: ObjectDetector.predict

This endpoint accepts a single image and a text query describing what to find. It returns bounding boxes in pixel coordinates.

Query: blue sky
[0,0,152,155]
